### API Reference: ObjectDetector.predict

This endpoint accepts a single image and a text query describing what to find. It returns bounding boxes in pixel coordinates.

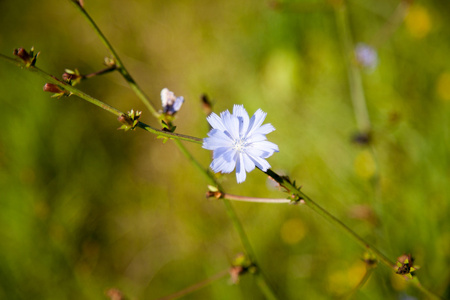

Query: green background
[0,0,449,299]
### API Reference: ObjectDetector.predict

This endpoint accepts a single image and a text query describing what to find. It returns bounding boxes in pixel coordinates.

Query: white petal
[246,109,267,137]
[222,112,240,140]
[206,129,234,142]
[173,96,184,112]
[247,154,271,171]
[246,134,268,144]
[203,131,233,150]
[221,148,237,163]
[252,123,275,135]
[233,104,250,137]
[242,153,256,172]
[253,141,279,155]
[161,88,173,107]
[235,153,247,183]
[207,113,227,131]
[211,155,236,174]
[212,147,232,159]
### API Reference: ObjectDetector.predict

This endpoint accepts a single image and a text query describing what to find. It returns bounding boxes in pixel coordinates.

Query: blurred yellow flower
[436,72,450,102]
[354,150,376,179]
[327,261,366,295]
[280,218,307,245]
[405,5,432,39]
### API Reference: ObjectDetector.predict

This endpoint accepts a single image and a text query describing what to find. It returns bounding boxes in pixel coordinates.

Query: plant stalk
[68,0,159,117]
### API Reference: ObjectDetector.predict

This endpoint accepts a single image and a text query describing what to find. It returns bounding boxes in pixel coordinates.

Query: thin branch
[263,169,444,300]
[156,269,229,300]
[68,0,159,117]
[0,53,202,144]
[334,4,371,135]
[221,193,292,204]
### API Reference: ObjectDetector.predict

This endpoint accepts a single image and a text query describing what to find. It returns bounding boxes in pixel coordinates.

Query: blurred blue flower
[203,105,279,183]
[355,43,378,70]
[161,88,184,115]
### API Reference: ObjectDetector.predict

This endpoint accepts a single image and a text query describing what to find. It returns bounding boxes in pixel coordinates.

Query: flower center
[233,138,247,153]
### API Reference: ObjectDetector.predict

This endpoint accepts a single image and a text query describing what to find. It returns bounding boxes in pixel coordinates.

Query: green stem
[342,267,374,300]
[255,274,278,300]
[68,0,159,117]
[369,0,411,48]
[265,169,394,267]
[301,190,394,267]
[138,124,202,144]
[0,54,203,144]
[83,65,117,79]
[1,54,124,116]
[334,3,371,135]
[221,193,291,204]
[173,140,278,300]
[334,2,382,205]
[173,141,258,264]
[264,169,443,300]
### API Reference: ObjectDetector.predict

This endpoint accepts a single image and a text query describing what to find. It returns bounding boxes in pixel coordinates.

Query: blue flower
[161,88,184,115]
[355,43,378,70]
[203,105,279,183]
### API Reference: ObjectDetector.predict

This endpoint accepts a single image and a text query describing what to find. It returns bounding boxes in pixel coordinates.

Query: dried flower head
[394,254,419,279]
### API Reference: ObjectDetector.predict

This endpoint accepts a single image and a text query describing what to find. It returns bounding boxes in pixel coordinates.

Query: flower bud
[201,94,212,115]
[161,88,184,115]
[62,69,83,86]
[43,83,64,94]
[13,47,39,67]
[43,83,70,98]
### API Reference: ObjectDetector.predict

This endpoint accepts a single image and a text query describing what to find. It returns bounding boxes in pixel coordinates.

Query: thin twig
[222,193,292,204]
[0,54,202,144]
[156,269,229,300]
[68,0,159,117]
[263,169,444,300]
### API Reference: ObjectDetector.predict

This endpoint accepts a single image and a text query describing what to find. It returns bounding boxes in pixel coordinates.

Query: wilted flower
[355,43,378,70]
[394,254,419,279]
[161,88,184,115]
[203,105,279,183]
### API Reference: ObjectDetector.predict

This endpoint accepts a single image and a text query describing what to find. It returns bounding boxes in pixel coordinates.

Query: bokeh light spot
[405,5,432,39]
[436,72,450,102]
[354,150,376,179]
[280,218,307,245]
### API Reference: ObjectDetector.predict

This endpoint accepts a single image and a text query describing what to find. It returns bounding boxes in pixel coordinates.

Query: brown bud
[13,48,32,62]
[229,266,244,284]
[43,83,64,94]
[118,114,133,126]
[206,191,223,199]
[201,94,212,115]
[62,72,80,82]
[13,47,38,67]
[105,288,123,300]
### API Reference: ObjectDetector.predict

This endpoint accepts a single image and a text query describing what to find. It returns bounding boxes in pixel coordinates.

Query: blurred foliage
[1,0,449,299]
